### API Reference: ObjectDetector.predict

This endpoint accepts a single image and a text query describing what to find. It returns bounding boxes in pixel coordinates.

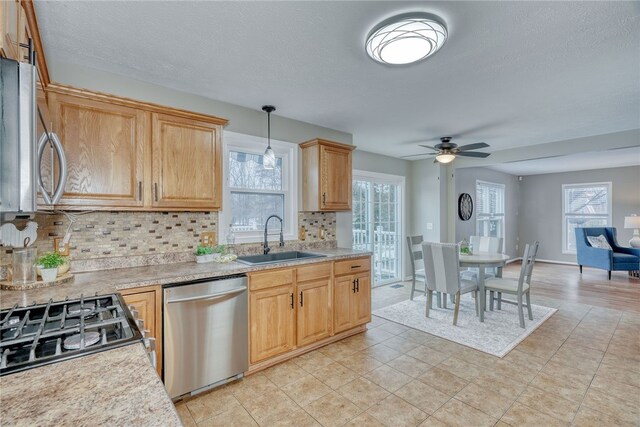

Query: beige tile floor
[176,282,640,427]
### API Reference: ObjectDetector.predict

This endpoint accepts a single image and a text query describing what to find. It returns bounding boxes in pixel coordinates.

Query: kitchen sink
[236,251,326,265]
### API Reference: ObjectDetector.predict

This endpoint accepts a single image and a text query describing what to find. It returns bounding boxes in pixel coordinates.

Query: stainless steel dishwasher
[163,275,248,399]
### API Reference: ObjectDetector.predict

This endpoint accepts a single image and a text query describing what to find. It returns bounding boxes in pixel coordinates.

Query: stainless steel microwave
[0,56,66,217]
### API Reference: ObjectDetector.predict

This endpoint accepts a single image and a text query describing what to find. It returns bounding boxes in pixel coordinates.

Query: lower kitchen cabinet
[249,284,296,364]
[334,257,372,333]
[121,285,162,376]
[297,277,331,347]
[248,258,370,367]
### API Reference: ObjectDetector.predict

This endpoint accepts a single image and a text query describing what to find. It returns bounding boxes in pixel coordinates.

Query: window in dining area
[476,180,505,241]
[562,182,612,253]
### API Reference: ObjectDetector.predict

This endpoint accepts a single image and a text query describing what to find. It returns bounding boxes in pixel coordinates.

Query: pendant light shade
[262,105,276,170]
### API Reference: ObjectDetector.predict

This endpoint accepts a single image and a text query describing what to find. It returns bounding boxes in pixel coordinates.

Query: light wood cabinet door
[334,275,355,333]
[250,285,296,364]
[0,0,25,61]
[121,287,162,375]
[151,113,221,209]
[297,278,331,347]
[352,273,371,327]
[49,93,146,208]
[320,145,352,211]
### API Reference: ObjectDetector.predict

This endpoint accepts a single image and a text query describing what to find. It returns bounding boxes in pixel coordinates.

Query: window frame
[475,180,506,247]
[561,182,612,254]
[219,131,298,244]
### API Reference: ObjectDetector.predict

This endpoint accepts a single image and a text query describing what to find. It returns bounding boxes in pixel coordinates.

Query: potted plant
[37,252,66,282]
[211,244,226,262]
[195,245,214,263]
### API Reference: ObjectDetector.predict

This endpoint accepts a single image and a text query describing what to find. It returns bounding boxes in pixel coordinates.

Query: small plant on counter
[195,245,214,263]
[37,252,66,282]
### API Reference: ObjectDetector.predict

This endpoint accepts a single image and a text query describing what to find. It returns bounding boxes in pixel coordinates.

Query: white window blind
[476,180,505,240]
[562,182,612,253]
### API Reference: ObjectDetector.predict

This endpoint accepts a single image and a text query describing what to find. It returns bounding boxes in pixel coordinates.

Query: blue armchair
[576,227,640,280]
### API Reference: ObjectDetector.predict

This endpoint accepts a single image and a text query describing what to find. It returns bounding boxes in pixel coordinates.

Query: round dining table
[459,252,511,322]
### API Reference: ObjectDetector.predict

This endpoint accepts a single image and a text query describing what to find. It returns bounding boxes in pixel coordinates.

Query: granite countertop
[0,248,370,309]
[0,343,182,427]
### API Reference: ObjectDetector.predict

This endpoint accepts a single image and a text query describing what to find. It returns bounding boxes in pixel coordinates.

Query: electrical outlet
[200,232,217,247]
[53,237,70,256]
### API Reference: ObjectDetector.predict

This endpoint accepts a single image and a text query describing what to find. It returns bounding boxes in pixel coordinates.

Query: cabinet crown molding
[46,83,229,126]
[299,138,356,151]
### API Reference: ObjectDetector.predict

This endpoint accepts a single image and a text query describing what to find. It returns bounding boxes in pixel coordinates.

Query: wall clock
[458,193,473,221]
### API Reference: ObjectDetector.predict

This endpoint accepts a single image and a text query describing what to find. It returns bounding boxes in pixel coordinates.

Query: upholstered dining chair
[485,242,539,328]
[422,242,479,326]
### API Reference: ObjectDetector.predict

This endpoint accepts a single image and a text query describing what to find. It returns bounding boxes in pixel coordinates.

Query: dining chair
[485,242,539,328]
[407,236,443,307]
[422,242,479,326]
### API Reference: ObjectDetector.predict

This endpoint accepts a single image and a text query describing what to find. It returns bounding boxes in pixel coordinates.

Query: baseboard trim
[535,258,577,266]
[505,257,522,264]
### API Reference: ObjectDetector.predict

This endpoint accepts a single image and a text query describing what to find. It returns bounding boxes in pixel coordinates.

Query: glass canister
[12,248,37,285]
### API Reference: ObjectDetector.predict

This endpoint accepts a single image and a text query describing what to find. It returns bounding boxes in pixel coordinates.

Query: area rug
[373,294,557,357]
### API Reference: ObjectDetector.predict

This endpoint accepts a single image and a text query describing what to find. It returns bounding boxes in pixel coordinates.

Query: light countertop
[0,248,370,309]
[0,248,370,426]
[0,343,182,427]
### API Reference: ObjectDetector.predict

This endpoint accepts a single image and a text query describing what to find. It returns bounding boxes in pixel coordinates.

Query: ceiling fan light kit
[366,12,448,65]
[436,153,456,164]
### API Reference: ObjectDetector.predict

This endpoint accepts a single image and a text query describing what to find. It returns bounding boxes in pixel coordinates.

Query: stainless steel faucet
[264,215,285,255]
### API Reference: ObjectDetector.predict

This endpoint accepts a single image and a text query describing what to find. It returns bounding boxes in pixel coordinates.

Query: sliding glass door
[352,172,404,287]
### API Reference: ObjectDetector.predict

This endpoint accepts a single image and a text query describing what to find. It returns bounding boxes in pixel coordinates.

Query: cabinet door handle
[154,183,159,202]
[356,278,360,292]
[137,181,142,201]
[322,193,326,206]
[299,291,304,307]
[352,279,356,293]
[290,292,294,309]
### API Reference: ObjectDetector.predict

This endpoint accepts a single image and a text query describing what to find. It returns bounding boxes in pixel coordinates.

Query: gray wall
[409,160,445,244]
[49,60,352,145]
[519,165,640,263]
[454,167,521,258]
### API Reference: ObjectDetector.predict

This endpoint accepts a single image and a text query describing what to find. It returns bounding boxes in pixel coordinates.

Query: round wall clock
[458,193,473,221]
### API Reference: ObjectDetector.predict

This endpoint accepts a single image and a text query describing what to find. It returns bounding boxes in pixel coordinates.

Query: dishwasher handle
[166,286,247,304]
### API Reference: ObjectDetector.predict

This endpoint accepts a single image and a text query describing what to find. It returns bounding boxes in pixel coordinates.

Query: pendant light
[262,105,276,169]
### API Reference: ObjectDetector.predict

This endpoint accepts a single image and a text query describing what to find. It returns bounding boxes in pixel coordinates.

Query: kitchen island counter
[0,248,370,309]
[0,343,181,427]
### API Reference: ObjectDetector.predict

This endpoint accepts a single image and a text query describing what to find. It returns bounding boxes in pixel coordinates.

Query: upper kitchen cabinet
[43,84,227,211]
[1,1,51,88]
[48,91,146,208]
[151,113,222,210]
[300,139,355,211]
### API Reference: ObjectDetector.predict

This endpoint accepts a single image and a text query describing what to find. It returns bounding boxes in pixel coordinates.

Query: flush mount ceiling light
[366,12,448,65]
[262,105,276,170]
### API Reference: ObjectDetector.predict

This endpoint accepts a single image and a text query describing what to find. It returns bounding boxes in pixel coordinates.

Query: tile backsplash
[0,211,336,273]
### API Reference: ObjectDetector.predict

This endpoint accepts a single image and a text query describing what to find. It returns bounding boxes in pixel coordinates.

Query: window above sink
[219,131,299,244]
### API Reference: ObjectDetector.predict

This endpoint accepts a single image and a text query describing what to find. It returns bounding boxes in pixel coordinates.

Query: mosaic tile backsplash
[0,211,336,273]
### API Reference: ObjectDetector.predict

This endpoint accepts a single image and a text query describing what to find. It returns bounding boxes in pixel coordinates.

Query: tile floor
[175,283,640,426]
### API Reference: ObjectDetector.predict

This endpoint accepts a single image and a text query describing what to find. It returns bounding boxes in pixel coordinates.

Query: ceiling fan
[402,137,491,163]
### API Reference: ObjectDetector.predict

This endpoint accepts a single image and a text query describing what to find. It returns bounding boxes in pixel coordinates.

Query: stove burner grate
[63,332,101,350]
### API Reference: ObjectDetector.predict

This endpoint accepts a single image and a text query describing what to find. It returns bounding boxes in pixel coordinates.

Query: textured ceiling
[35,1,640,158]
[486,147,640,176]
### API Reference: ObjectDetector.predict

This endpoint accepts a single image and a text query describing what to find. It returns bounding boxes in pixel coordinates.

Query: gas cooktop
[0,294,142,376]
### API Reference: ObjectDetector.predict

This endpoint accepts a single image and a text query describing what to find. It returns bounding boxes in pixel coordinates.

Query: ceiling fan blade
[457,151,491,158]
[457,142,489,152]
[400,153,434,159]
[418,145,438,151]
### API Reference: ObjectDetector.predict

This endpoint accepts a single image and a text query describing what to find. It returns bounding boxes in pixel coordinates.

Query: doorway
[352,171,404,287]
